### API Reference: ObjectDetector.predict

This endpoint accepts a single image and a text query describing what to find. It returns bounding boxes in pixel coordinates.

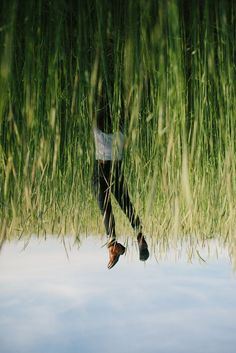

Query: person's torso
[93,127,124,161]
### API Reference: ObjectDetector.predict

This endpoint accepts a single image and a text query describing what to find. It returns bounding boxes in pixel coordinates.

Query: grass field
[0,0,235,243]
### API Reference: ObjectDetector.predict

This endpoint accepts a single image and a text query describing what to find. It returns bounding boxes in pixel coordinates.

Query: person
[92,40,149,269]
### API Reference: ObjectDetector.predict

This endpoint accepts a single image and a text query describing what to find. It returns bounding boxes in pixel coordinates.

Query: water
[0,236,236,353]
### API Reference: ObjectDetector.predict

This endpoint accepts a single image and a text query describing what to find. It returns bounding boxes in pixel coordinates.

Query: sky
[0,236,235,353]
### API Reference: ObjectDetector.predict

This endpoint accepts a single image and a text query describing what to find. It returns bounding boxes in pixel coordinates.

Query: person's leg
[92,161,116,239]
[111,162,141,231]
[111,162,149,261]
[92,161,126,269]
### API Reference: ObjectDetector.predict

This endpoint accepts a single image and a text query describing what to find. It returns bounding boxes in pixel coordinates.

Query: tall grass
[0,0,235,242]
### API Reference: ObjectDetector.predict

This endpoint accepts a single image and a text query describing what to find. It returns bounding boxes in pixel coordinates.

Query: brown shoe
[137,233,149,261]
[107,242,126,269]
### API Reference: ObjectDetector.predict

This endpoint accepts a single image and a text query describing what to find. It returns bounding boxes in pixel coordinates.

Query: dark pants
[92,160,141,237]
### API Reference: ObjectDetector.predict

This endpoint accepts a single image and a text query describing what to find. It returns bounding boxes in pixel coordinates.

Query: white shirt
[93,127,124,161]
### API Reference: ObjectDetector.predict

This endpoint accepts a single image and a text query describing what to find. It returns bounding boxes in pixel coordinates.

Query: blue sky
[0,236,235,353]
